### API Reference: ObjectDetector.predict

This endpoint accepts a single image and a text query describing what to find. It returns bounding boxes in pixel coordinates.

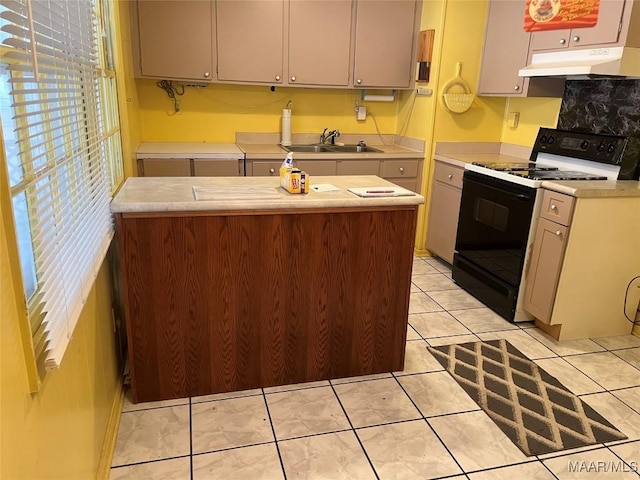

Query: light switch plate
[507,112,520,128]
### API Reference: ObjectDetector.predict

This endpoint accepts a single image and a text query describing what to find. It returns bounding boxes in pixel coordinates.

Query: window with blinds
[0,0,123,376]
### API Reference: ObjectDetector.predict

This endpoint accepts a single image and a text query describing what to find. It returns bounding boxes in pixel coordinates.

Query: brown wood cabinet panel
[116,207,417,402]
[136,0,214,81]
[216,0,284,83]
[523,217,569,324]
[288,0,353,86]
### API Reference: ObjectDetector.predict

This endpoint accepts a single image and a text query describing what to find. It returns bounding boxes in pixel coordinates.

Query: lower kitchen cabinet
[523,190,640,340]
[193,158,244,176]
[425,160,464,263]
[140,158,191,177]
[140,157,244,177]
[247,157,423,192]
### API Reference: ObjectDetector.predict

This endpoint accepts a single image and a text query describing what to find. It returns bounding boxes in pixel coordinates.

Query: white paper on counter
[310,184,342,193]
[348,186,416,198]
[192,185,282,201]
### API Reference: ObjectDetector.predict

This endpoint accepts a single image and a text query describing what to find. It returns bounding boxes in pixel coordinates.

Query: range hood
[519,47,640,79]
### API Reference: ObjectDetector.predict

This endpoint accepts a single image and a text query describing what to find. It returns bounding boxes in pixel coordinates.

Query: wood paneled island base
[116,206,418,403]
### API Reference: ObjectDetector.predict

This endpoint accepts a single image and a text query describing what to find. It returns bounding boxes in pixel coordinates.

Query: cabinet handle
[204,72,210,78]
[290,76,296,82]
[275,75,281,81]
[448,174,453,180]
[514,85,520,91]
[399,167,405,173]
[550,204,558,211]
[555,230,562,236]
[572,36,580,42]
[269,168,275,174]
[356,78,362,85]
[559,38,567,45]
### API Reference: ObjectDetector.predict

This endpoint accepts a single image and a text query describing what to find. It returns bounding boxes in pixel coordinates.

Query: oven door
[453,171,537,320]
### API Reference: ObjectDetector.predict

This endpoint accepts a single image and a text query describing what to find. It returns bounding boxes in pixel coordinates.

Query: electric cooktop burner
[509,170,609,181]
[471,162,558,172]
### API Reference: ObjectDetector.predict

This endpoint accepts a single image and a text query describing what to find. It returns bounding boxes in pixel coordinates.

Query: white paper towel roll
[281,109,292,146]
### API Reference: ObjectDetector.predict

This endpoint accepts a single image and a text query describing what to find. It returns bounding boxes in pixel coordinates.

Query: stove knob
[547,136,555,144]
[607,143,617,153]
[540,135,548,144]
[597,141,606,152]
[580,140,589,150]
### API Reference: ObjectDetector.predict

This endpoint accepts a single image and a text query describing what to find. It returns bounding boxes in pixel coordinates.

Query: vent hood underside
[519,47,640,79]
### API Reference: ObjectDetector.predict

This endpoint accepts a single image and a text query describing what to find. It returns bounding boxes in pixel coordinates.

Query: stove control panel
[533,128,625,165]
[531,128,640,180]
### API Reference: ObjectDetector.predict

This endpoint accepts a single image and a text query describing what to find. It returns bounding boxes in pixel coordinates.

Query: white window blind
[0,0,122,371]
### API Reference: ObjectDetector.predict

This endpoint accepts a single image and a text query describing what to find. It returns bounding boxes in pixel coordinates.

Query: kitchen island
[111,176,424,403]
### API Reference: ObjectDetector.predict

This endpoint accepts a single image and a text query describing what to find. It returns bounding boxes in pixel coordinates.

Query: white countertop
[110,176,425,213]
[137,142,243,159]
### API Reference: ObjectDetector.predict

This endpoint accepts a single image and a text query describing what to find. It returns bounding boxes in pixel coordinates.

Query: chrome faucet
[320,128,341,145]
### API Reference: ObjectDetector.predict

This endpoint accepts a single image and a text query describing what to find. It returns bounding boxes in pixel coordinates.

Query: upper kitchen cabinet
[133,0,215,82]
[216,0,285,84]
[353,0,421,88]
[478,0,564,97]
[529,0,636,51]
[288,0,353,86]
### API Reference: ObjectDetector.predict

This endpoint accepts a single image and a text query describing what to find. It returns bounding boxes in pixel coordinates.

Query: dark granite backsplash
[558,79,640,136]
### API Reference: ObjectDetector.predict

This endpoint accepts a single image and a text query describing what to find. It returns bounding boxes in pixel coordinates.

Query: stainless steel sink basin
[283,144,333,153]
[326,145,382,153]
[282,144,382,153]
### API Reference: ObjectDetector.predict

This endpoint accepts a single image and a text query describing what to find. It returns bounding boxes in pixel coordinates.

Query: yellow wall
[501,97,562,146]
[0,208,122,480]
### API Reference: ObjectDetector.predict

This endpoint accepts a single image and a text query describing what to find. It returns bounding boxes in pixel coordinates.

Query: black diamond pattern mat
[428,339,627,456]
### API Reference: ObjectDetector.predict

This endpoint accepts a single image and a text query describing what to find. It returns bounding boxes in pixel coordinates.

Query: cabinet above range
[130,0,423,89]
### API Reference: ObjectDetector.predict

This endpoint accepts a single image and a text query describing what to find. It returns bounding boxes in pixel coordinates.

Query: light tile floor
[110,256,640,479]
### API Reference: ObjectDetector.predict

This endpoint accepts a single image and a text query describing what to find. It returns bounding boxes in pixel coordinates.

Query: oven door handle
[510,193,531,201]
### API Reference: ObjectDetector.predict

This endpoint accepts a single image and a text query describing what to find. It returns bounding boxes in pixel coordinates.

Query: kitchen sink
[282,144,382,153]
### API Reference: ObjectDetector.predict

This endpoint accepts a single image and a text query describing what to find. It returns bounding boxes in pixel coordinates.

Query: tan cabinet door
[478,0,529,96]
[137,0,214,81]
[251,162,282,176]
[288,0,353,86]
[193,159,243,177]
[353,0,418,88]
[425,180,461,264]
[216,0,284,83]
[523,218,569,324]
[142,159,191,177]
[530,0,625,51]
[295,160,337,176]
[336,160,379,175]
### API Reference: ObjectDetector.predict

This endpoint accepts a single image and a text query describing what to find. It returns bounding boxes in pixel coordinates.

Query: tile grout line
[327,382,381,480]
[389,370,467,476]
[260,389,288,480]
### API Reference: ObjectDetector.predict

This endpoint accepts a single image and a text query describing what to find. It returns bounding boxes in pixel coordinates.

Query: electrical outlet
[357,106,367,121]
[416,88,433,96]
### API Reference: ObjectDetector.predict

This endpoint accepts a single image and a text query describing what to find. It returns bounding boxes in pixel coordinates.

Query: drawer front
[193,159,243,176]
[295,160,337,176]
[386,178,417,193]
[381,159,419,178]
[433,162,463,189]
[142,158,191,177]
[336,160,380,176]
[540,189,575,226]
[252,161,282,176]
